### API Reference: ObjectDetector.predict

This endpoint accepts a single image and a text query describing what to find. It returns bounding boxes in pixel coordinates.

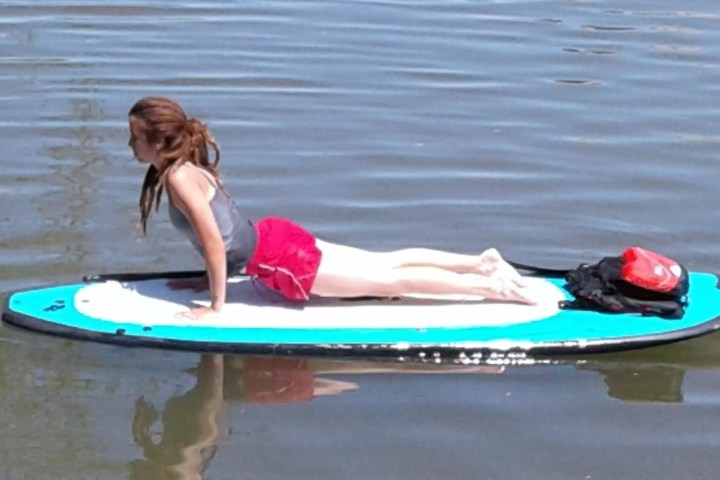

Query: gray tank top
[167,174,256,275]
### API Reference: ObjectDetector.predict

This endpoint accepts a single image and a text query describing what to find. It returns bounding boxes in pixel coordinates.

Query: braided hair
[128,97,222,233]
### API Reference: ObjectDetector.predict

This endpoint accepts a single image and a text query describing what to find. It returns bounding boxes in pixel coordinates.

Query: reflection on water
[577,333,720,404]
[130,355,224,480]
[123,350,711,479]
[1,95,110,289]
[0,330,718,480]
[225,357,358,405]
[594,363,685,403]
[126,355,507,479]
[128,356,353,480]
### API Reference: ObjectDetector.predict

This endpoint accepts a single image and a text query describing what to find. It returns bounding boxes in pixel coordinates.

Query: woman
[128,96,535,319]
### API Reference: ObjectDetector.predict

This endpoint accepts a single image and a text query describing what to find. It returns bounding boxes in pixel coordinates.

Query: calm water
[2,0,720,478]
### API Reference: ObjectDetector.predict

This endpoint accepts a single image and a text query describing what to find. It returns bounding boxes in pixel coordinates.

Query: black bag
[510,247,689,319]
[561,255,688,319]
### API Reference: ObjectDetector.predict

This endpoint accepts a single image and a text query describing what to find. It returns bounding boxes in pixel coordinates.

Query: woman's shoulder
[165,163,221,207]
[166,163,204,187]
[165,163,208,198]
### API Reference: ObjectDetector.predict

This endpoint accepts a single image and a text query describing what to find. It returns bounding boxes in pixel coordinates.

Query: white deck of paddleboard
[75,277,565,328]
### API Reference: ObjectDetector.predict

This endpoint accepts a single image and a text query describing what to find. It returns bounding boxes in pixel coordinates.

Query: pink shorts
[245,217,322,301]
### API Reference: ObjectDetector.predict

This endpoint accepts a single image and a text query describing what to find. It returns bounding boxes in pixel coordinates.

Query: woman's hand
[175,306,221,321]
[167,276,209,292]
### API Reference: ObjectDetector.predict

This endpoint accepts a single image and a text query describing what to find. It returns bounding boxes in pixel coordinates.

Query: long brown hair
[128,96,221,233]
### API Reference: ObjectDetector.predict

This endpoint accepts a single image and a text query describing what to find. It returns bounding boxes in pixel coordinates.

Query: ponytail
[130,97,224,234]
[138,165,162,234]
[185,117,221,175]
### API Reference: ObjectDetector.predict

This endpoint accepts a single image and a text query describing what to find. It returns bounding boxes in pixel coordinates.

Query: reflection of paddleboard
[3,270,720,361]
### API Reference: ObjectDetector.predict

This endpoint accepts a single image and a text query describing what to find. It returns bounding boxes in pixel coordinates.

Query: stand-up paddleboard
[3,270,720,362]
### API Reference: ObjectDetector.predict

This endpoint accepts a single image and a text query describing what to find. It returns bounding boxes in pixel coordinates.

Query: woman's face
[128,116,159,164]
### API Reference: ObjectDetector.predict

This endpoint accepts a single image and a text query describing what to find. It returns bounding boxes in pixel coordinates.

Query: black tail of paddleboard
[508,261,569,277]
[83,270,207,282]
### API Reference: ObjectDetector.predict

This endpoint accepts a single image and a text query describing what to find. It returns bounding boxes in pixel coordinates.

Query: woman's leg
[315,239,526,286]
[310,248,536,304]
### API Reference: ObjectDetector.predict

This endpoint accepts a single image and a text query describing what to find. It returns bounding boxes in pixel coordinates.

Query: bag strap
[507,260,571,278]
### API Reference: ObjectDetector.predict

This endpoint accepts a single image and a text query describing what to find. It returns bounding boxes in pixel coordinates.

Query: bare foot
[477,248,528,288]
[486,275,537,305]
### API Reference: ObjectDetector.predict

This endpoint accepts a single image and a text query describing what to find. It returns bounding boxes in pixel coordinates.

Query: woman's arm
[166,168,227,314]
